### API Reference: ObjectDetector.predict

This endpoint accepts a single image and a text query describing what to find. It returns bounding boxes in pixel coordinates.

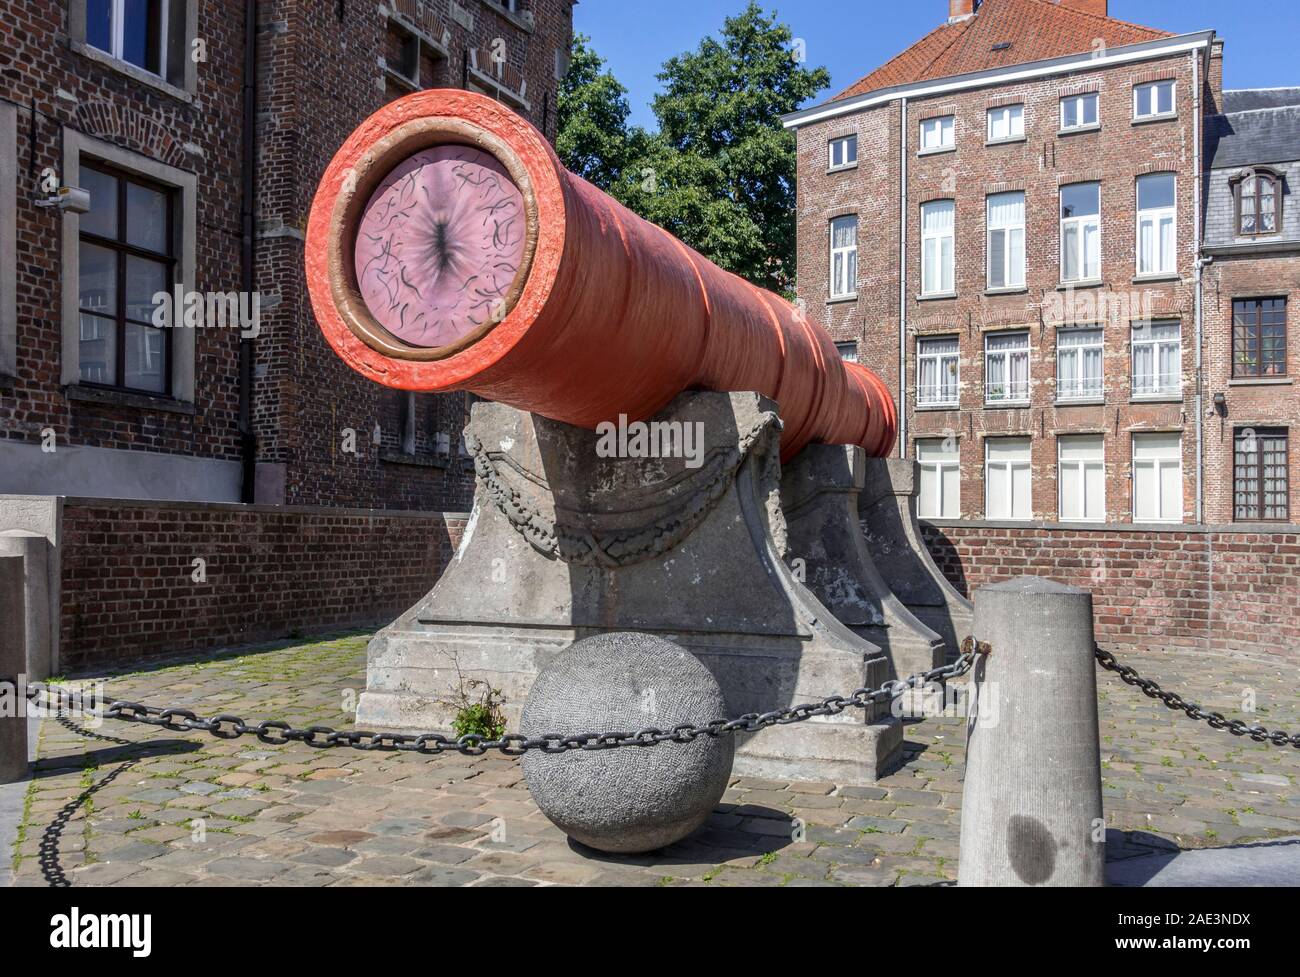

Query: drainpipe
[238,0,258,503]
[1192,50,1203,525]
[898,96,908,458]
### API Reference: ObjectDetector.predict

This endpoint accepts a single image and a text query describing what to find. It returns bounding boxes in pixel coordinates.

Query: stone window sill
[477,0,535,34]
[984,401,1031,410]
[1129,395,1182,404]
[984,286,1028,296]
[985,136,1027,147]
[1058,279,1103,290]
[827,293,858,304]
[70,41,194,104]
[916,403,960,412]
[827,164,858,174]
[1055,398,1105,407]
[64,383,196,415]
[1058,125,1101,137]
[917,146,956,158]
[1228,377,1292,386]
[1132,112,1177,126]
[1132,273,1180,284]
[916,291,957,302]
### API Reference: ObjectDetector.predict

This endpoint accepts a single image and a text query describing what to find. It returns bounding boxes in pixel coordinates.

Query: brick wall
[57,498,469,670]
[921,521,1300,657]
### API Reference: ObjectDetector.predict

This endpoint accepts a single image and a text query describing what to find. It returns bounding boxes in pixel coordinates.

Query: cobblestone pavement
[7,634,1298,887]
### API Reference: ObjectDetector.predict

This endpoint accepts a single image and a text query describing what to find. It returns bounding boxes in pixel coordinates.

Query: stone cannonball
[520,632,734,854]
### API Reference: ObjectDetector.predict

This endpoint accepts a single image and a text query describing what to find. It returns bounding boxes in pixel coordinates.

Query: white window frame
[984,331,1030,405]
[919,115,955,153]
[920,200,955,296]
[1132,433,1183,523]
[60,128,197,402]
[71,0,197,96]
[1136,172,1177,277]
[828,134,858,171]
[1058,435,1106,522]
[1133,80,1176,121]
[1055,327,1104,402]
[985,437,1032,521]
[986,104,1024,143]
[986,191,1025,290]
[835,341,859,362]
[1060,182,1101,284]
[1060,92,1099,131]
[829,215,858,299]
[918,439,961,519]
[1131,320,1182,399]
[917,336,960,408]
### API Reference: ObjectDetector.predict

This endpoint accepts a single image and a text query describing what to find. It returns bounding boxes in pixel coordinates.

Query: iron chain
[1094,644,1300,748]
[24,640,988,757]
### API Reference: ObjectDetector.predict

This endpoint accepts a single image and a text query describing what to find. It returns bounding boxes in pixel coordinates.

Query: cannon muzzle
[305,89,896,461]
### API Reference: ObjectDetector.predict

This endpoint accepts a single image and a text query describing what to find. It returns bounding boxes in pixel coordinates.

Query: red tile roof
[833,0,1172,102]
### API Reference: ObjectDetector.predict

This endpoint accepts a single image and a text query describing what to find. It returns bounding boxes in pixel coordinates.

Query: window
[1060,182,1101,283]
[917,336,960,407]
[918,439,960,519]
[1056,327,1104,401]
[84,0,187,86]
[1134,80,1175,120]
[920,115,955,152]
[1060,93,1099,131]
[1232,298,1287,378]
[985,332,1029,405]
[1132,433,1182,523]
[829,135,857,170]
[829,216,858,299]
[987,105,1024,142]
[77,162,174,393]
[986,437,1032,520]
[1059,436,1105,522]
[1237,170,1282,237]
[921,200,955,296]
[987,191,1025,290]
[1132,320,1181,398]
[1234,428,1289,522]
[1136,173,1176,276]
[835,341,859,362]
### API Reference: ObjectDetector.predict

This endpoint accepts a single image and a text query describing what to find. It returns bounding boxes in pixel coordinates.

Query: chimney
[949,1,977,24]
[1056,0,1109,15]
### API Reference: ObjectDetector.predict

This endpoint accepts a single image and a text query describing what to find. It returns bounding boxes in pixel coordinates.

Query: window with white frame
[84,0,188,87]
[985,331,1029,404]
[921,200,955,296]
[985,437,1032,520]
[1134,79,1175,120]
[918,439,961,519]
[1060,92,1099,131]
[1136,172,1176,276]
[987,191,1025,290]
[1133,432,1182,522]
[829,134,857,170]
[1060,182,1101,283]
[917,336,960,407]
[1132,320,1181,398]
[920,115,955,152]
[1056,327,1104,401]
[1058,435,1105,522]
[829,216,858,299]
[986,104,1024,142]
[835,341,859,362]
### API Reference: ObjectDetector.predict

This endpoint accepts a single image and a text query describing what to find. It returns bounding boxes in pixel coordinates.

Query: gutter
[782,31,1216,130]
[898,96,907,458]
[239,0,258,503]
[1193,48,1204,525]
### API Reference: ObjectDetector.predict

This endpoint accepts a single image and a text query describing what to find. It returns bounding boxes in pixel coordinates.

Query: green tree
[555,33,634,191]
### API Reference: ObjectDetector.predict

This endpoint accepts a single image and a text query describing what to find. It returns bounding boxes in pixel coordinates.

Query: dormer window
[1235,168,1283,237]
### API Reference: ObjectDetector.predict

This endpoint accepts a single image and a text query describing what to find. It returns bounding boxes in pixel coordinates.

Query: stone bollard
[0,555,29,784]
[958,576,1104,886]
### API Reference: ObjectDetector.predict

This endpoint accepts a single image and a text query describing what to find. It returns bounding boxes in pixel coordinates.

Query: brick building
[784,0,1267,528]
[0,0,574,509]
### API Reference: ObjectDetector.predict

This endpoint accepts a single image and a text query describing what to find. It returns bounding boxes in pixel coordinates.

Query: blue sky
[574,1,1297,130]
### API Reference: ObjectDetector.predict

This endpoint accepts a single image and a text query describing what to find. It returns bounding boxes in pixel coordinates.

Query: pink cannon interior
[353,144,526,349]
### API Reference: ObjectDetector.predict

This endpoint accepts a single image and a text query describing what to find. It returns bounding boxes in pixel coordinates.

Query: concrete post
[0,555,29,783]
[958,576,1104,886]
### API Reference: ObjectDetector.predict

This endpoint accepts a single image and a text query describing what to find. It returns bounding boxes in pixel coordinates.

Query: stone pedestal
[357,391,903,784]
[860,457,973,660]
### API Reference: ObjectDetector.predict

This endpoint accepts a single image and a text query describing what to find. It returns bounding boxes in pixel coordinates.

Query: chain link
[24,642,986,757]
[1095,645,1300,748]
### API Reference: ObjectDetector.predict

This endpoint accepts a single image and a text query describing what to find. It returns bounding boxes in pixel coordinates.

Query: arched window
[1236,168,1283,237]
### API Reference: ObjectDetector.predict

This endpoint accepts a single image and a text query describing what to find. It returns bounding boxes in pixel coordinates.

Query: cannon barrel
[305,89,896,461]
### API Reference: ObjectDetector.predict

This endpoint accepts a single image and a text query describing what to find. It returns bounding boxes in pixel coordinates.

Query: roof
[1222,88,1300,113]
[833,0,1173,102]
[1208,102,1300,169]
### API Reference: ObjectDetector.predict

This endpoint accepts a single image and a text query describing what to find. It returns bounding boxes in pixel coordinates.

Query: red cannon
[305,89,896,461]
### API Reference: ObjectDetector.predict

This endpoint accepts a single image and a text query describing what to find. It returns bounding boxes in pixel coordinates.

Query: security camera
[34,186,92,214]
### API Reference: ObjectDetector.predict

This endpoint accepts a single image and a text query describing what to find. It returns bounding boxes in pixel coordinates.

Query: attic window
[991,42,1012,52]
